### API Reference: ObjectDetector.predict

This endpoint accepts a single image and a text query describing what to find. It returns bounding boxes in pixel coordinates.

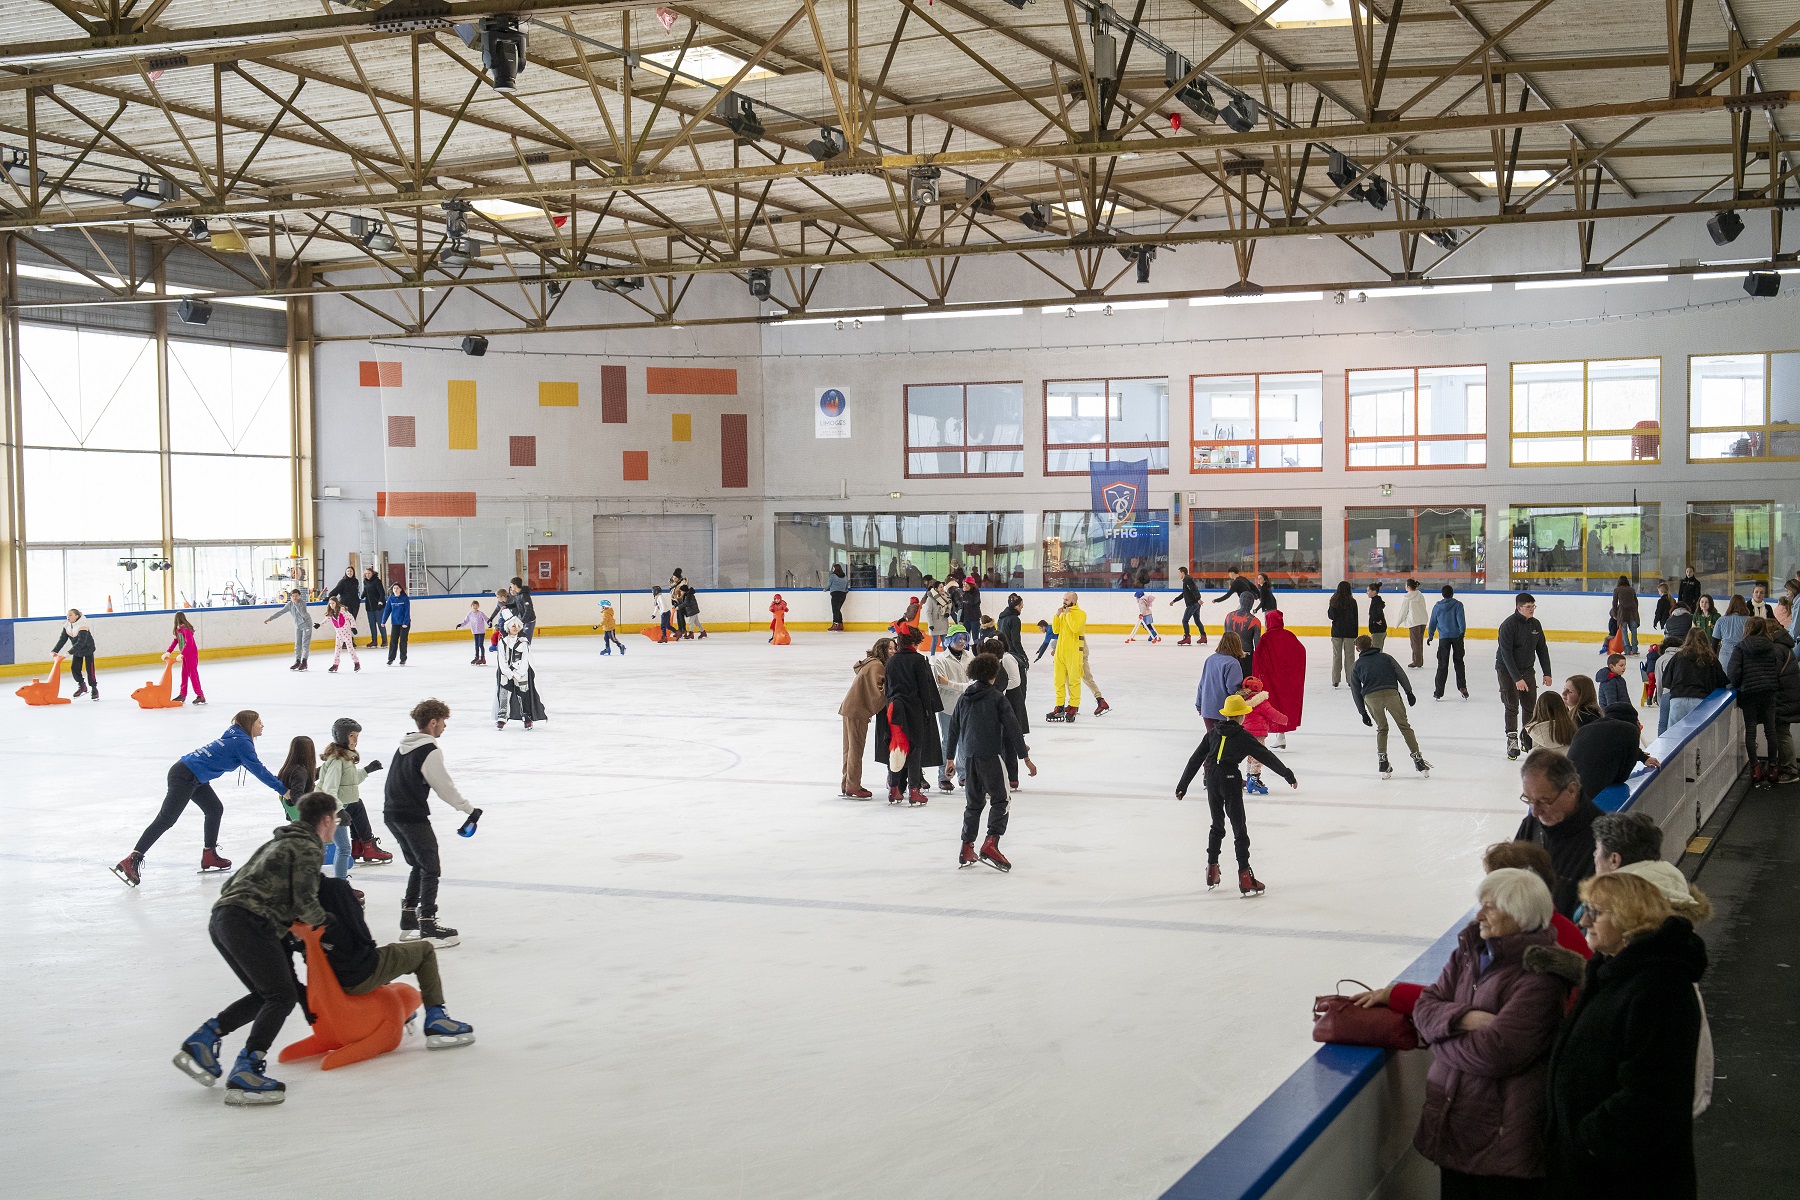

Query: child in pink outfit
[1237,675,1287,794]
[168,612,204,704]
[326,598,360,672]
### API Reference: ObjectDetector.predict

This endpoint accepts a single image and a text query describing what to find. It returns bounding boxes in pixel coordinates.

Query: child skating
[320,717,386,885]
[458,601,489,665]
[943,653,1033,872]
[51,608,99,699]
[168,611,205,703]
[1125,590,1162,644]
[264,589,318,671]
[594,598,626,655]
[325,597,360,673]
[768,593,791,645]
[1348,634,1430,778]
[1236,676,1288,795]
[1176,694,1296,895]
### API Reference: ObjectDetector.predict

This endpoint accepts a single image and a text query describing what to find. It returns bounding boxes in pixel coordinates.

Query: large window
[1510,358,1660,464]
[1346,506,1486,589]
[1187,507,1323,589]
[1687,352,1800,461]
[1043,510,1169,590]
[1346,365,1487,468]
[1508,504,1660,594]
[1191,372,1324,471]
[1045,377,1170,474]
[1685,501,1800,598]
[774,511,1033,591]
[904,382,1025,478]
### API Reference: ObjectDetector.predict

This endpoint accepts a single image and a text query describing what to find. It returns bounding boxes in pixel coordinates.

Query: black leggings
[388,625,410,664]
[209,904,299,1055]
[830,590,846,624]
[135,761,223,855]
[386,817,442,917]
[1206,773,1252,870]
[960,757,1011,843]
[67,653,97,689]
[1740,694,1778,764]
[342,799,374,843]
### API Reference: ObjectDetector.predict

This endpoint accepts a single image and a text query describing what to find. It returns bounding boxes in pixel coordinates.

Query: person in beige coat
[839,638,894,798]
[1396,578,1431,668]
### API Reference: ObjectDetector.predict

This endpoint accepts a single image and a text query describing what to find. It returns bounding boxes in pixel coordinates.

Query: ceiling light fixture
[350,215,398,252]
[724,95,764,144]
[121,175,175,209]
[1019,204,1050,233]
[747,267,772,301]
[437,237,480,269]
[186,218,209,241]
[1707,211,1744,245]
[595,275,645,293]
[806,126,847,162]
[909,166,941,207]
[477,16,527,93]
[4,149,44,188]
[1220,93,1261,134]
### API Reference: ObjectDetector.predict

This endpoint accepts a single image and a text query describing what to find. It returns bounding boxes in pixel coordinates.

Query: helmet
[330,717,362,746]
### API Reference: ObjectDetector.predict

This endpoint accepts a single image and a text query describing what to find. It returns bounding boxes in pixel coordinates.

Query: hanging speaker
[1744,272,1780,298]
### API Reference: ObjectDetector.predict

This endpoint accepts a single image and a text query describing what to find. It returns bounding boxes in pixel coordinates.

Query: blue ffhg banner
[1089,458,1149,524]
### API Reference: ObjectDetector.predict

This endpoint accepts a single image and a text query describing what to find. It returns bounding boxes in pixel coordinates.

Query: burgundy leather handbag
[1311,979,1419,1051]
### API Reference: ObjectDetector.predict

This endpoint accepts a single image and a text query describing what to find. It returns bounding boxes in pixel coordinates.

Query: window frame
[1685,350,1800,463]
[1185,506,1324,589]
[901,380,1026,480]
[1506,502,1661,593]
[1344,363,1488,471]
[1041,508,1171,590]
[1508,356,1662,467]
[1042,375,1171,477]
[1190,370,1326,473]
[1343,504,1487,588]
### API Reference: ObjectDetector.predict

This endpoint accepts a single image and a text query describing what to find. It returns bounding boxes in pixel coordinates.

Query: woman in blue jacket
[386,583,413,666]
[113,712,288,886]
[1196,631,1246,731]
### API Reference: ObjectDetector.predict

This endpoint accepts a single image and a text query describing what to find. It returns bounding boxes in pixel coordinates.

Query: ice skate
[399,906,420,940]
[906,788,929,807]
[423,1006,477,1049]
[1177,636,1192,645]
[523,720,533,730]
[289,660,301,671]
[888,785,903,804]
[353,662,360,672]
[1093,698,1111,717]
[959,842,979,869]
[1044,705,1066,723]
[937,776,954,794]
[73,683,88,698]
[419,917,459,948]
[1245,775,1268,795]
[358,837,394,864]
[1063,707,1078,723]
[1379,754,1392,780]
[173,1018,223,1086]
[978,837,1011,873]
[1412,754,1432,777]
[222,1049,285,1106]
[842,788,873,800]
[328,664,338,673]
[199,848,232,873]
[1205,863,1221,889]
[1272,734,1286,749]
[91,687,99,701]
[111,853,141,887]
[1238,868,1266,897]
[192,696,206,705]
[1506,733,1521,760]
[1459,687,1469,698]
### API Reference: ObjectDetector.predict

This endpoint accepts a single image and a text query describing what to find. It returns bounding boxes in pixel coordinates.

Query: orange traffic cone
[15,658,73,706]
[132,655,185,709]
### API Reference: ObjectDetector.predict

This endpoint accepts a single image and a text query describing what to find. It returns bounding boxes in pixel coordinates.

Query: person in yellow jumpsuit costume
[1048,592,1086,722]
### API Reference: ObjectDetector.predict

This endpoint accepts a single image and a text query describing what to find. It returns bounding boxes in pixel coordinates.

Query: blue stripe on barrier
[0,619,12,667]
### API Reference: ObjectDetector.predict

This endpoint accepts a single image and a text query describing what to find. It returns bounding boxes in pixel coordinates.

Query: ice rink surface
[2,629,1525,1199]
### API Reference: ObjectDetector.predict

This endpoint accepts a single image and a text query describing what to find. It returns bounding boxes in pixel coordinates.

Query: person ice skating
[1079,632,1111,717]
[1236,676,1287,794]
[385,698,478,945]
[1610,574,1641,655]
[1349,635,1430,779]
[265,589,318,672]
[1250,611,1304,749]
[652,586,674,642]
[681,581,708,639]
[494,616,546,730]
[1211,567,1254,607]
[1046,592,1087,722]
[982,633,1030,739]
[458,601,489,665]
[329,567,361,625]
[882,626,944,804]
[959,575,983,634]
[1196,632,1245,731]
[1170,565,1206,644]
[1595,652,1631,711]
[669,569,692,639]
[361,567,387,649]
[51,608,99,699]
[1033,618,1055,662]
[944,653,1033,872]
[1223,592,1261,677]
[168,611,205,703]
[276,736,318,822]
[1176,693,1296,896]
[313,876,474,1049]
[1497,592,1554,759]
[508,577,537,641]
[385,582,412,665]
[1327,581,1359,687]
[768,593,792,645]
[930,624,976,791]
[1126,589,1161,643]
[170,791,340,1105]
[827,564,849,631]
[488,587,513,654]
[114,710,288,885]
[1427,584,1469,699]
[1253,571,1278,615]
[839,638,893,798]
[320,717,386,878]
[1396,579,1429,668]
[1652,578,1674,634]
[1365,582,1389,652]
[324,597,360,673]
[594,598,626,655]
[995,592,1030,732]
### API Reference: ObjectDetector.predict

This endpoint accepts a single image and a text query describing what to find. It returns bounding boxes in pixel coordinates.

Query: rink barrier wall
[0,587,1624,675]
[1161,689,1745,1200]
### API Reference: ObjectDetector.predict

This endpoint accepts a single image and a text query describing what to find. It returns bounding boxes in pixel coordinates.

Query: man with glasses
[1496,591,1554,760]
[1515,749,1602,918]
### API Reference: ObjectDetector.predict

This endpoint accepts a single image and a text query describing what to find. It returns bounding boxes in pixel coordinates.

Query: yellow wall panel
[448,380,477,450]
[671,412,692,442]
[539,381,579,407]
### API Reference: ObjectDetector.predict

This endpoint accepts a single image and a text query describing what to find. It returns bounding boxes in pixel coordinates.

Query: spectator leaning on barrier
[1660,627,1728,735]
[1566,704,1660,805]
[1727,616,1784,788]
[1514,750,1601,919]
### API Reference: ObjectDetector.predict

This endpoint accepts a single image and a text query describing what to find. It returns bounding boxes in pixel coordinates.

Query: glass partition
[1192,372,1325,470]
[1508,504,1660,593]
[1187,507,1323,588]
[1511,358,1660,464]
[1346,506,1486,589]
[774,511,1034,590]
[1045,377,1169,474]
[1042,510,1169,590]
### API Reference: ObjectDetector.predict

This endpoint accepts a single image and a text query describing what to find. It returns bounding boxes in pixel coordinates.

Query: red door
[527,545,568,592]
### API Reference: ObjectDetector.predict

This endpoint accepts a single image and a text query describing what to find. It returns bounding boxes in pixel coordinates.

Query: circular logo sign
[818,388,846,417]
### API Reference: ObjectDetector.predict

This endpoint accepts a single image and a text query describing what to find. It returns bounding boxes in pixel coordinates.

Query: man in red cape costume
[1251,610,1306,748]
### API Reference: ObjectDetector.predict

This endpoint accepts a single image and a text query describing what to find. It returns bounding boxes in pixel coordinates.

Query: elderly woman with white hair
[1408,868,1576,1199]
[494,615,547,730]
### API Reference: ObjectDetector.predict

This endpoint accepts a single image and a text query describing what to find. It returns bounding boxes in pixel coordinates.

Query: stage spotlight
[1744,271,1780,297]
[747,267,772,301]
[909,166,941,206]
[122,175,175,209]
[175,298,212,325]
[1707,211,1743,245]
[462,335,489,356]
[1425,228,1460,250]
[351,215,398,252]
[478,16,527,93]
[806,126,847,162]
[595,275,645,293]
[4,149,44,188]
[1361,175,1390,210]
[438,237,480,269]
[186,218,209,241]
[1327,150,1358,189]
[724,95,764,144]
[1220,94,1260,134]
[1019,203,1050,233]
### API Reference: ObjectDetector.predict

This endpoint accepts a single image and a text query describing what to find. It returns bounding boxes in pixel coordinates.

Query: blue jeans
[1623,621,1639,653]
[1664,694,1703,735]
[329,821,352,880]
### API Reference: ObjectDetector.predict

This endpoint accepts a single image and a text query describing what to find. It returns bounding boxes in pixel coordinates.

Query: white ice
[1,631,1523,1198]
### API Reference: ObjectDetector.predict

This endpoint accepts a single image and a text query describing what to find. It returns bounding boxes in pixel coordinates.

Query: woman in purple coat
[1411,867,1577,1199]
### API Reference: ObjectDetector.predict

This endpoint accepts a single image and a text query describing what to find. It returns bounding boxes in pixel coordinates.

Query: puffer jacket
[943,679,1027,764]
[1412,923,1571,1179]
[1726,632,1781,698]
[1595,667,1630,711]
[1774,646,1800,724]
[1661,651,1728,700]
[214,821,327,927]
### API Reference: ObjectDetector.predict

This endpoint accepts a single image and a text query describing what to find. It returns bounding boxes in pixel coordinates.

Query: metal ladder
[406,536,425,595]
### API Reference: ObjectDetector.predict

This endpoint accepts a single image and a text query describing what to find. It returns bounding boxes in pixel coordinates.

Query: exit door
[527,545,568,592]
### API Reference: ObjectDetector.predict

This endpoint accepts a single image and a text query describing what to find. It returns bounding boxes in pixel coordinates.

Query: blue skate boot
[172,1018,223,1086]
[222,1048,286,1106]
[1245,775,1269,795]
[424,1006,477,1050]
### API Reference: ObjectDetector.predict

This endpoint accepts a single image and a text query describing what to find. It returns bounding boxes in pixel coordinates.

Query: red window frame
[1345,363,1488,471]
[1190,371,1325,473]
[1042,376,1171,477]
[1342,505,1487,587]
[1185,507,1324,589]
[902,381,1026,480]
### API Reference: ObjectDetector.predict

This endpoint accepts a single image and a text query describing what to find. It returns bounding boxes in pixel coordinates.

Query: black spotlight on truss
[1001,0,1031,8]
[1744,271,1780,298]
[909,166,941,207]
[186,218,209,241]
[806,126,847,162]
[595,275,645,293]
[1220,93,1261,134]
[724,95,764,144]
[1425,228,1460,250]
[1018,203,1050,233]
[175,298,212,325]
[1165,53,1218,122]
[461,335,489,356]
[5,149,44,187]
[476,16,526,93]
[122,175,175,209]
[747,267,772,301]
[1707,210,1744,246]
[351,215,398,252]
[546,280,565,299]
[1359,175,1390,211]
[1118,245,1158,284]
[1327,149,1359,189]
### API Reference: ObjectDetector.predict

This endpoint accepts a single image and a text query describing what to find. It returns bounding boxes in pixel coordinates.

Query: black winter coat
[1677,575,1701,611]
[1662,609,1693,644]
[1660,651,1727,700]
[1515,797,1602,918]
[1366,593,1387,633]
[329,575,361,615]
[1544,918,1706,1200]
[1727,633,1782,698]
[959,586,982,633]
[943,680,1026,765]
[361,573,386,614]
[316,876,381,989]
[1349,649,1414,718]
[1496,612,1553,683]
[1327,594,1359,638]
[1652,594,1673,630]
[1567,719,1650,805]
[882,647,944,768]
[1775,646,1800,724]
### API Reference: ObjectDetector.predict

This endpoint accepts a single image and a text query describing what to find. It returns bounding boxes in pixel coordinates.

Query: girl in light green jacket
[318,717,384,882]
